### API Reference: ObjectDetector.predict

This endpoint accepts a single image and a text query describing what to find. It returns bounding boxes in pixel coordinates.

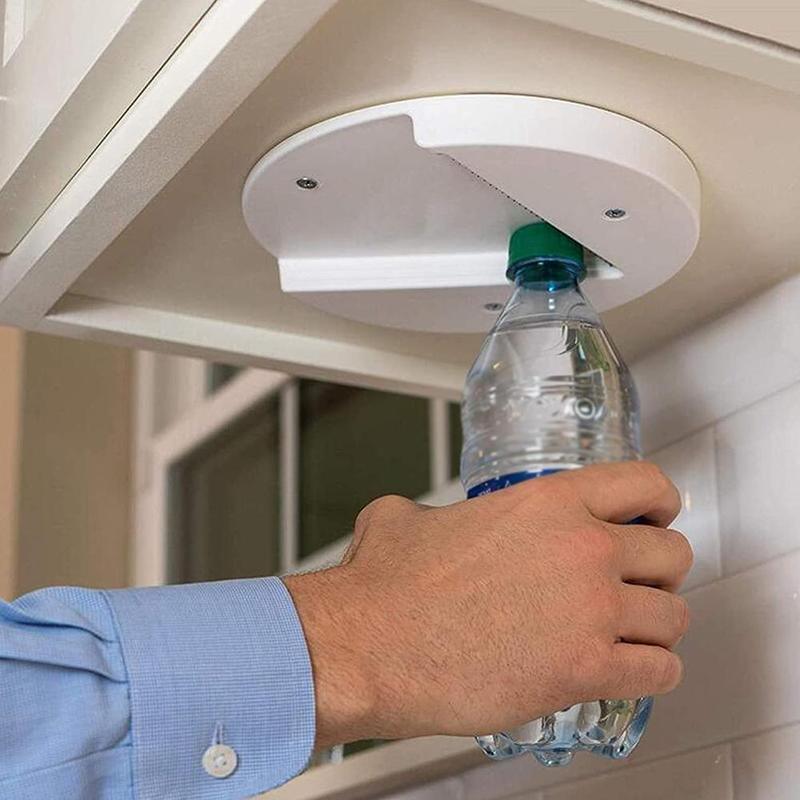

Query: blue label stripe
[468,468,649,526]
[466,469,562,498]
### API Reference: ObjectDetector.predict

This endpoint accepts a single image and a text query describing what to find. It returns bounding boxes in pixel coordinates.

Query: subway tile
[649,427,721,590]
[460,750,624,800]
[715,380,800,576]
[543,745,732,800]
[632,272,800,454]
[464,550,800,799]
[641,551,800,758]
[732,724,800,800]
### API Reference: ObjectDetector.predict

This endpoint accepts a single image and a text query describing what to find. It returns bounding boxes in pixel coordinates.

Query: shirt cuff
[104,577,315,800]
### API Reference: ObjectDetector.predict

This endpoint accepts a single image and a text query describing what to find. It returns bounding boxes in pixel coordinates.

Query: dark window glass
[167,399,280,583]
[343,739,387,757]
[298,380,430,559]
[206,363,243,395]
[449,401,463,479]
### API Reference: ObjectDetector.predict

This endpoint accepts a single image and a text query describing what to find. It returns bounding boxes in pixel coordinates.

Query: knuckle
[638,460,670,487]
[671,529,695,574]
[578,524,616,565]
[354,501,377,530]
[642,462,679,501]
[569,636,613,693]
[356,494,412,526]
[641,649,683,695]
[656,652,684,693]
[672,596,691,637]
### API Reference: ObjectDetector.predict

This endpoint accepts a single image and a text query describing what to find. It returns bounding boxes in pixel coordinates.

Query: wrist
[283,568,378,749]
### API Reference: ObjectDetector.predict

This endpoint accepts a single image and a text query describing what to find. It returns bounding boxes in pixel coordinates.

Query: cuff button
[203,744,238,779]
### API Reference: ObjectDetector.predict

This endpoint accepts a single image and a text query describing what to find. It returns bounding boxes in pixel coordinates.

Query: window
[298,380,431,559]
[165,368,456,582]
[167,398,281,584]
[206,363,243,395]
[449,401,463,479]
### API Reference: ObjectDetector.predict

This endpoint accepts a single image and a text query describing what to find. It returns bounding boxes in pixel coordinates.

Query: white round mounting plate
[242,94,700,333]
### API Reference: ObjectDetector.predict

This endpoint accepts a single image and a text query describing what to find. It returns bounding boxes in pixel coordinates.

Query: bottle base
[475,696,654,766]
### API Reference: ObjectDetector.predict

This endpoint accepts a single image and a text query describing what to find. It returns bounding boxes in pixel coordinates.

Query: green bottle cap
[507,222,585,283]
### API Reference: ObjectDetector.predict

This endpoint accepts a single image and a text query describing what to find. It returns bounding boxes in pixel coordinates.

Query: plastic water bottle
[460,221,651,767]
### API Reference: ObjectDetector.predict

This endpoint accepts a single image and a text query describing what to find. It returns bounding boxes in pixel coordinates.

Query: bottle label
[467,468,562,498]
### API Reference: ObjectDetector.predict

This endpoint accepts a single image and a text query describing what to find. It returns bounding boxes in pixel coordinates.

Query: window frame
[131,352,461,587]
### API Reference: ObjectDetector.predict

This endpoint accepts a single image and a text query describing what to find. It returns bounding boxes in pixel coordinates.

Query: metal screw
[604,208,627,220]
[296,177,319,190]
[483,302,503,312]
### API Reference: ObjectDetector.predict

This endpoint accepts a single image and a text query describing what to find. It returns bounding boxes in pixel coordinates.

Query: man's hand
[283,461,693,749]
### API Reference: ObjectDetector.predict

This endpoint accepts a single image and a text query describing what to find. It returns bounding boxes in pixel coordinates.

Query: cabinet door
[644,0,800,49]
[0,0,213,253]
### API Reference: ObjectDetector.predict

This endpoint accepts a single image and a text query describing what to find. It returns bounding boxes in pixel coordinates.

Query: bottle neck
[510,259,585,292]
[494,265,600,332]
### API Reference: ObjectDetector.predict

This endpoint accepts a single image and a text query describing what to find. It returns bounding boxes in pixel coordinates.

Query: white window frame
[131,353,462,588]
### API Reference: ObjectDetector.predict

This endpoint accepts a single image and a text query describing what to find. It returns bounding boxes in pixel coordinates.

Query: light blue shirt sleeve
[0,577,316,800]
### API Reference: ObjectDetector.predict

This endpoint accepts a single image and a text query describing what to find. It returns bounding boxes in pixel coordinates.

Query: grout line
[641,366,800,457]
[729,737,738,800]
[536,724,794,800]
[645,421,715,460]
[710,423,726,582]
[704,376,800,438]
[681,543,800,605]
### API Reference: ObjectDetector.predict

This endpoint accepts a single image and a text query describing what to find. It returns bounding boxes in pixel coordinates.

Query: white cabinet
[0,0,215,252]
[0,0,798,398]
[646,0,800,49]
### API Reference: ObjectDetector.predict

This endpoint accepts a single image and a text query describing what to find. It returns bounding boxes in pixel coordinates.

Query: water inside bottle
[461,293,640,495]
[460,224,649,765]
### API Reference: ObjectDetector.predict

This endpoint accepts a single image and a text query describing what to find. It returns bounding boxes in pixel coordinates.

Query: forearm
[283,569,376,749]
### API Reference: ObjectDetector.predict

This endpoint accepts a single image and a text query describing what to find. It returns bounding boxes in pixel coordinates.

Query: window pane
[206,363,243,395]
[168,398,280,583]
[298,381,430,559]
[449,401,463,479]
[343,739,387,757]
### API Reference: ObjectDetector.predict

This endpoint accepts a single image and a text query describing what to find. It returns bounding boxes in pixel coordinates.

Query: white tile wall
[633,271,800,454]
[373,274,800,800]
[543,745,732,800]
[732,724,800,800]
[642,552,800,758]
[715,381,800,576]
[460,750,610,800]
[650,428,722,591]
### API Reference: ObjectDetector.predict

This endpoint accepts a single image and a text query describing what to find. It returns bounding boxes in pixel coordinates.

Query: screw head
[483,302,503,313]
[296,177,319,190]
[604,208,627,220]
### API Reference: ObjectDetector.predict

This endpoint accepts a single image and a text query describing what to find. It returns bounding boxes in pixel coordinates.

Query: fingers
[618,585,690,648]
[559,462,681,527]
[599,643,684,699]
[607,523,694,591]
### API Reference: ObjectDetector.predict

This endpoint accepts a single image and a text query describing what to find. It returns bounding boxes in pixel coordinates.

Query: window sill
[260,736,481,799]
